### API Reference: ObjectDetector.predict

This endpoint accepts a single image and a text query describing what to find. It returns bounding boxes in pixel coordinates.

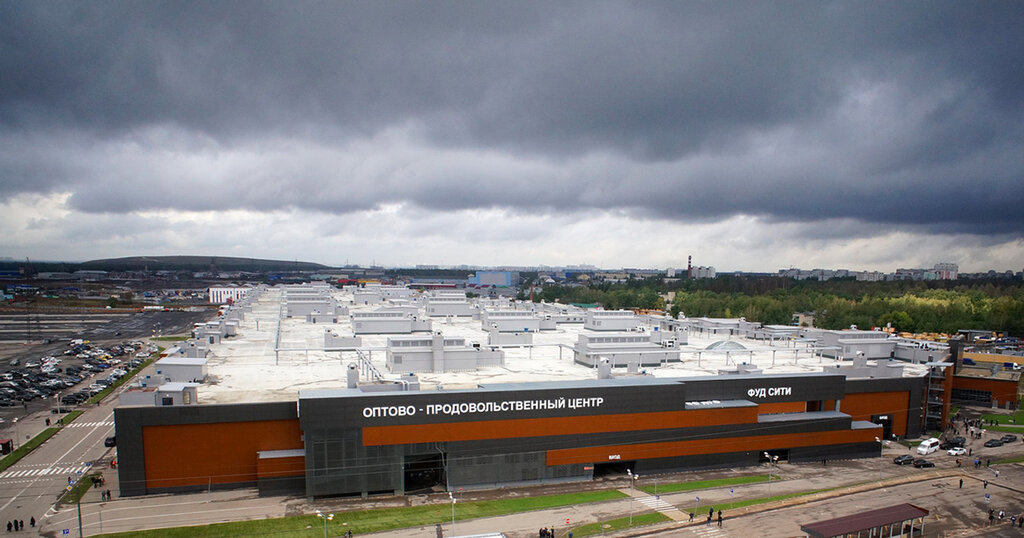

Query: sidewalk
[0,404,64,454]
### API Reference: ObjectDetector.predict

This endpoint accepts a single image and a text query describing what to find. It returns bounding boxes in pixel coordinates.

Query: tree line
[529,277,1024,336]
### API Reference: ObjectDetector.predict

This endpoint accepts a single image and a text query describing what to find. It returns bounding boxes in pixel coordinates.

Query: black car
[984,439,1004,448]
[939,436,966,450]
[893,454,915,465]
[104,436,116,447]
[1000,434,1018,443]
[913,459,935,468]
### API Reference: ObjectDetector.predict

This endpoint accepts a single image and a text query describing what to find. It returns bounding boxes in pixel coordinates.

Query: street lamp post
[448,491,456,535]
[316,510,333,538]
[876,437,884,482]
[627,469,640,525]
[764,453,778,497]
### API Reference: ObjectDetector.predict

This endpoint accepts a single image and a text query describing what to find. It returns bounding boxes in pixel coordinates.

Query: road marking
[0,411,113,511]
[638,495,676,511]
[66,421,115,428]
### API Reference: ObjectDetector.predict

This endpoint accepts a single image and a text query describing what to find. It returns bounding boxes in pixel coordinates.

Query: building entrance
[403,453,445,494]
[592,460,636,478]
[871,414,893,439]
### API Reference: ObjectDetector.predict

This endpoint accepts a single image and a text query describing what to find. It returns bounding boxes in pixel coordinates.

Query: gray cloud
[1,1,1023,246]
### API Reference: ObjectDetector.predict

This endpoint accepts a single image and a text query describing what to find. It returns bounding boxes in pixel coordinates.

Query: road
[0,400,117,536]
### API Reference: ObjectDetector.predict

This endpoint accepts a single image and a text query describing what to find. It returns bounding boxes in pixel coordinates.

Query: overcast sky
[2,2,1023,272]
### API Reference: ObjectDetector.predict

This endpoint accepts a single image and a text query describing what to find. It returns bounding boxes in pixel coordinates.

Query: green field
[638,474,773,495]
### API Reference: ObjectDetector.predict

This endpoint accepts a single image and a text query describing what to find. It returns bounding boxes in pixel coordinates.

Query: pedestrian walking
[706,514,712,527]
[959,478,963,488]
[17,521,22,532]
[688,512,694,522]
[709,507,714,518]
[984,480,988,489]
[28,518,33,528]
[7,520,12,532]
[717,511,723,527]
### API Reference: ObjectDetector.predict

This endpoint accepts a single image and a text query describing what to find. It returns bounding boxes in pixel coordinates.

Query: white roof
[197,287,929,404]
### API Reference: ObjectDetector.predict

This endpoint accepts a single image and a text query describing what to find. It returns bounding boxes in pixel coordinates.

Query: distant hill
[79,255,330,272]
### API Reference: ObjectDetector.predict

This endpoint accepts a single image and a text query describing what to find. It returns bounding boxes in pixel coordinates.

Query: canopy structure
[800,503,929,537]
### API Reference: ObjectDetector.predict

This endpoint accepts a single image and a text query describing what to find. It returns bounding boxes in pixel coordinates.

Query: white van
[916,437,940,455]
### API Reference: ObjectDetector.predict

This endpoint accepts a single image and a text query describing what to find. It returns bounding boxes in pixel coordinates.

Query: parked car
[939,437,966,450]
[913,459,935,468]
[1000,434,1018,443]
[984,439,1004,448]
[893,454,915,465]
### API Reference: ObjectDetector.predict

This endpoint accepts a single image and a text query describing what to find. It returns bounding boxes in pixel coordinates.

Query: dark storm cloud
[1,1,1023,236]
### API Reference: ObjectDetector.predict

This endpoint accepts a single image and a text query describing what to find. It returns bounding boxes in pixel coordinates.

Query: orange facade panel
[546,426,880,466]
[362,406,758,446]
[143,419,303,489]
[954,376,1019,405]
[839,392,910,436]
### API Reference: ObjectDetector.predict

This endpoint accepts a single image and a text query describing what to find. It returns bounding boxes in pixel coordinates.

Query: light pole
[764,453,778,497]
[448,491,456,535]
[316,510,333,538]
[627,469,640,525]
[875,437,884,482]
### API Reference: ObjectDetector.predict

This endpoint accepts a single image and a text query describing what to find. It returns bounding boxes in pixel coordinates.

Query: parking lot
[0,309,215,429]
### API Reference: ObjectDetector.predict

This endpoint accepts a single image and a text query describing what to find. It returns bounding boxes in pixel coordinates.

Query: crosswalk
[637,495,676,511]
[0,463,91,479]
[64,420,114,429]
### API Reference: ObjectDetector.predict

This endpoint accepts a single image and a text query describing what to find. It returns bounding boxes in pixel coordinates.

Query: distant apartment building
[780,263,956,282]
[691,266,716,279]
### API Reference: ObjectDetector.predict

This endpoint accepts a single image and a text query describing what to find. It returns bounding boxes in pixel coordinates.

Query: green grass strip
[993,454,1024,464]
[638,474,772,495]
[981,410,1024,424]
[95,490,628,538]
[571,513,670,537]
[688,487,832,513]
[59,471,103,505]
[0,427,60,473]
[85,357,156,405]
[151,335,190,341]
[985,425,1024,433]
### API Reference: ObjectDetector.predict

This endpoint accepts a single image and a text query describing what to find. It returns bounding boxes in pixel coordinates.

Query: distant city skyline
[1,3,1022,272]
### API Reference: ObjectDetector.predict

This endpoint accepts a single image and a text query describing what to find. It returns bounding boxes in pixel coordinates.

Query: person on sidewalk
[706,514,712,527]
[959,478,963,488]
[717,511,723,527]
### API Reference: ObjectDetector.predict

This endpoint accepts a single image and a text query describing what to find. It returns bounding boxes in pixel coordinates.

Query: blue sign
[63,530,70,535]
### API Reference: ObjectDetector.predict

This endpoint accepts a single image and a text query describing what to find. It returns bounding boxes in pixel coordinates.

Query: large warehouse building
[112,283,952,499]
[114,371,924,498]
